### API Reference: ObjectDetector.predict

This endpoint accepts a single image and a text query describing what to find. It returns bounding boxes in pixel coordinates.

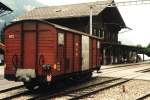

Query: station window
[103,30,105,37]
[58,32,64,45]
[93,28,97,36]
[100,29,104,38]
[97,41,100,48]
[98,30,101,37]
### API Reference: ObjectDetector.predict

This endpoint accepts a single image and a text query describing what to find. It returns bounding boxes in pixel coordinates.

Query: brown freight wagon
[4,20,102,90]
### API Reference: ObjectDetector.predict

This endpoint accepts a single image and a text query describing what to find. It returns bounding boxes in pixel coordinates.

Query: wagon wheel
[39,82,50,90]
[24,82,39,91]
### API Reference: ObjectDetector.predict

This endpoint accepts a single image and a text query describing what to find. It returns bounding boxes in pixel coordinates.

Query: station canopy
[0,2,12,16]
[0,2,12,50]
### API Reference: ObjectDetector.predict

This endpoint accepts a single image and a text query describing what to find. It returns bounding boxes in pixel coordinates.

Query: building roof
[16,0,113,20]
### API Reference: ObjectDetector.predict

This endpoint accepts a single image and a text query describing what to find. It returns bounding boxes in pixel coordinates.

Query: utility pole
[90,5,93,36]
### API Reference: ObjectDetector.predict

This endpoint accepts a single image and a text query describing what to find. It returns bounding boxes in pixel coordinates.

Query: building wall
[47,7,123,44]
[46,7,126,65]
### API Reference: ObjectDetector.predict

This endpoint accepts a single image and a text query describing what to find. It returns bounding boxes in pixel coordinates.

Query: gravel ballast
[88,79,150,100]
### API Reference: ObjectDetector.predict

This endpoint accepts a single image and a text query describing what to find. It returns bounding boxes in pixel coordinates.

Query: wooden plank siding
[5,24,21,74]
[66,32,73,73]
[92,39,97,68]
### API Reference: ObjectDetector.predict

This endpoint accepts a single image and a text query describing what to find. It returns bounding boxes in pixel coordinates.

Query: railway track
[29,77,123,100]
[136,92,150,100]
[29,72,141,100]
[2,78,146,100]
[69,79,130,100]
[0,63,150,100]
[0,85,24,94]
[136,68,150,73]
[0,77,102,100]
[1,90,30,100]
[0,85,29,100]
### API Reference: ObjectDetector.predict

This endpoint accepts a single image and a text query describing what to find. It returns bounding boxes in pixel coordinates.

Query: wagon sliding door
[57,32,65,74]
[81,35,89,71]
[23,31,36,69]
[73,35,81,72]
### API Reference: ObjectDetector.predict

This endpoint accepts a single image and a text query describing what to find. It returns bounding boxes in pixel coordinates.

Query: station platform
[0,65,23,91]
[0,65,4,75]
[94,61,150,81]
[101,61,150,69]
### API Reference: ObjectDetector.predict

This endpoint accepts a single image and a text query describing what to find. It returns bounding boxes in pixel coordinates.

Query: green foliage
[136,44,142,48]
[144,43,150,56]
[147,43,150,48]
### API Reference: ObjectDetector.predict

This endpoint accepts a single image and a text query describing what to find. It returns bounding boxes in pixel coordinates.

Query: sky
[36,0,150,47]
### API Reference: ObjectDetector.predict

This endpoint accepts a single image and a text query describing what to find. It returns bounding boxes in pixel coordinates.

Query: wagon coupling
[42,64,52,82]
[42,64,51,70]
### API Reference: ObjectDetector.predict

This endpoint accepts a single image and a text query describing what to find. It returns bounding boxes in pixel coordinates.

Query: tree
[145,43,150,56]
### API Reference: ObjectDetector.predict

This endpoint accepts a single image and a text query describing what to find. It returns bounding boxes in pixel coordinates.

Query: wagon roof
[15,0,113,20]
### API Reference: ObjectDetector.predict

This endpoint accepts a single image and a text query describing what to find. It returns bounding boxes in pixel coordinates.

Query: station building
[15,0,144,65]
